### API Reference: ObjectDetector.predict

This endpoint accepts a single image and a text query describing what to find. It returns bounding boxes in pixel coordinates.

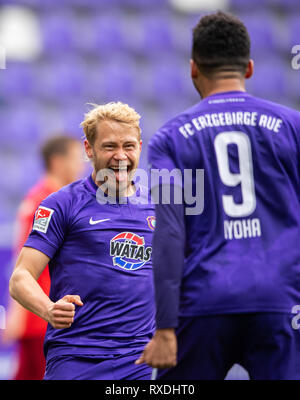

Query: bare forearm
[9,269,53,322]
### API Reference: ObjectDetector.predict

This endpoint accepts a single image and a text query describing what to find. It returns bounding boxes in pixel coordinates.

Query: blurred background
[0,0,299,380]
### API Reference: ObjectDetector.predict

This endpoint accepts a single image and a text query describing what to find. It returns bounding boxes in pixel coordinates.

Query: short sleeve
[24,192,70,259]
[148,129,177,171]
[148,129,183,191]
[147,127,185,329]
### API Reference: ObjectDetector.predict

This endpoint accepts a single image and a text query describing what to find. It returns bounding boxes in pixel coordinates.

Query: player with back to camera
[136,11,300,379]
[9,102,156,380]
[2,135,84,380]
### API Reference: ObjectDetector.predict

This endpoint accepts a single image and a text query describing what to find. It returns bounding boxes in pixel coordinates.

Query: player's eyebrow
[123,141,138,146]
[101,140,137,146]
[101,141,117,146]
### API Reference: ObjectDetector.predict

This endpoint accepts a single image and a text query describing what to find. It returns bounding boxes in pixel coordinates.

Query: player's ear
[190,59,199,80]
[245,59,254,79]
[84,139,93,159]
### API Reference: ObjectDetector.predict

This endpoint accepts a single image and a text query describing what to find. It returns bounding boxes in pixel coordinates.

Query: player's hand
[135,328,177,369]
[46,295,83,329]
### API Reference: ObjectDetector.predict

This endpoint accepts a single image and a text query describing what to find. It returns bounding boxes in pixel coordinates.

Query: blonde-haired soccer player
[9,102,156,380]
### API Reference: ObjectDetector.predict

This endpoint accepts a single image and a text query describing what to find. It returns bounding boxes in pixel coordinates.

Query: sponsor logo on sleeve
[33,206,54,233]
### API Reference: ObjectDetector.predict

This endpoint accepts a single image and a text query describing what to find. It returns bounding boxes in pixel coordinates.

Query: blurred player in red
[3,135,85,380]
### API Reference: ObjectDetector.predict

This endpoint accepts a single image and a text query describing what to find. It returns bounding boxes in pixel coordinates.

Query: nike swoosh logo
[89,218,111,225]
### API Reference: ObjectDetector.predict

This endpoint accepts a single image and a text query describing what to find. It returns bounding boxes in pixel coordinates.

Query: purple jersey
[148,91,300,328]
[24,175,155,360]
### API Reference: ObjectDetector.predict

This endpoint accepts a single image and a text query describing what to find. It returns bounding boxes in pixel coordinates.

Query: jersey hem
[178,305,294,317]
[45,342,149,362]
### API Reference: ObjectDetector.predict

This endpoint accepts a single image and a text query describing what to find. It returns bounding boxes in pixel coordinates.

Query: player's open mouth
[108,165,131,182]
[109,166,130,171]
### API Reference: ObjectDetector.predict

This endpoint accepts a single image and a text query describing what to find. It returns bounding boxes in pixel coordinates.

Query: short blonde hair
[80,102,141,144]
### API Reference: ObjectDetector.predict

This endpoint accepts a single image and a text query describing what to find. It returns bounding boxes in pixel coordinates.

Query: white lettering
[224,220,233,240]
[252,218,261,237]
[233,220,243,239]
[180,112,282,139]
[242,219,252,238]
[259,114,268,128]
[224,218,261,240]
[179,126,189,138]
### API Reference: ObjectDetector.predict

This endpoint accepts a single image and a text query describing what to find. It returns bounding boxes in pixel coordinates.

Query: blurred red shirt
[14,177,59,338]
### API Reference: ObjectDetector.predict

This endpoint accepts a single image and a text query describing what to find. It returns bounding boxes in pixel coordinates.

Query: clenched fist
[46,295,83,329]
[135,328,177,369]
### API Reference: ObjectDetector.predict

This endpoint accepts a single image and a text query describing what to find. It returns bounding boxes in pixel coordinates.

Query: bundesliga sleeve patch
[33,206,54,233]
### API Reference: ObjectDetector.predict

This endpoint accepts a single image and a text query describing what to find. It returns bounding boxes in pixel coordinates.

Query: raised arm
[10,247,83,329]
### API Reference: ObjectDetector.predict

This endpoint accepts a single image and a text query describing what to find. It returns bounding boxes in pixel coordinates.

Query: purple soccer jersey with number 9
[148,91,300,328]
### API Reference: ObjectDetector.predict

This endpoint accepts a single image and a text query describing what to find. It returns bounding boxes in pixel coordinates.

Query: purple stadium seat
[287,16,300,49]
[0,157,21,194]
[40,11,76,56]
[75,12,129,55]
[0,109,12,148]
[0,62,35,100]
[239,13,277,56]
[266,0,300,9]
[144,58,188,105]
[91,13,127,54]
[115,0,166,10]
[87,57,138,104]
[71,16,95,55]
[5,0,118,8]
[20,155,43,192]
[36,57,86,101]
[230,0,268,9]
[169,14,196,56]
[247,59,287,102]
[158,96,197,125]
[64,0,118,8]
[129,13,175,58]
[1,0,43,7]
[0,104,42,197]
[38,106,64,139]
[7,103,42,145]
[285,64,300,103]
[61,103,87,137]
[10,0,67,8]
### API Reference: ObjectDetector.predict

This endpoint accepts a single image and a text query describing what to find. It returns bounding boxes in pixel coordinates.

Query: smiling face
[84,119,142,197]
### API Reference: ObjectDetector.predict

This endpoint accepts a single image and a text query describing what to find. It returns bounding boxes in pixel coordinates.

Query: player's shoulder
[39,178,88,210]
[159,102,202,133]
[249,95,300,126]
[149,102,202,148]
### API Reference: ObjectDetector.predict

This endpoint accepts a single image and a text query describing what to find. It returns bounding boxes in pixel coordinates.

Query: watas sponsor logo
[110,232,152,270]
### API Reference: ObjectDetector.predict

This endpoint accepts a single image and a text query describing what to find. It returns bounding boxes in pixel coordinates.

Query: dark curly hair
[192,11,250,77]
